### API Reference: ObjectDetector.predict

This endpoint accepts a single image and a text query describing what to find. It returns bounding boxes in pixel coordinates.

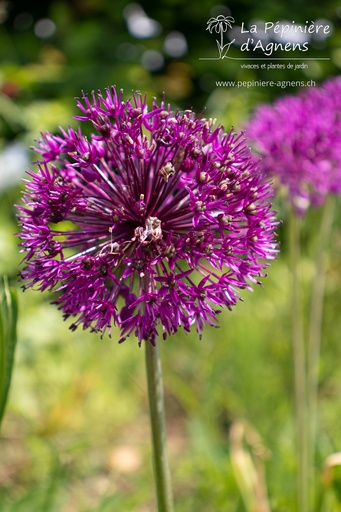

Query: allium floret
[17,87,278,345]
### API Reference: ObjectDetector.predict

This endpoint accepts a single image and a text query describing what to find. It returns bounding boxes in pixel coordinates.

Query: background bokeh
[0,0,341,511]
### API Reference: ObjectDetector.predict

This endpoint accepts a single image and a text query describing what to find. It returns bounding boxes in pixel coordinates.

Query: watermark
[241,62,308,70]
[216,79,316,89]
[206,15,236,59]
[201,14,331,61]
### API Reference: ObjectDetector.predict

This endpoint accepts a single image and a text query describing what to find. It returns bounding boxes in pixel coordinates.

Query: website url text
[216,80,316,89]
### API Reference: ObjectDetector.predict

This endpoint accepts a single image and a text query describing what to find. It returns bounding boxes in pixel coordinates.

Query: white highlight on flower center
[134,217,163,244]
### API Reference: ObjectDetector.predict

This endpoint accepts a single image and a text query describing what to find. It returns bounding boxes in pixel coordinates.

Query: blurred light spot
[272,21,310,44]
[124,3,161,39]
[0,142,28,191]
[14,12,33,31]
[116,42,139,61]
[159,62,193,99]
[312,19,333,41]
[249,20,270,43]
[127,64,150,83]
[210,5,231,17]
[331,48,341,68]
[0,1,9,24]
[141,50,164,71]
[164,32,187,58]
[108,446,142,473]
[0,80,20,98]
[40,46,66,65]
[228,26,249,46]
[34,18,56,39]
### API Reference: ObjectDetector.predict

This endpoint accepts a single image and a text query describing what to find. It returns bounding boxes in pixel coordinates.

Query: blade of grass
[0,277,19,429]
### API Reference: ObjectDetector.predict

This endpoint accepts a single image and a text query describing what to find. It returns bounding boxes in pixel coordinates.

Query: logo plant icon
[206,15,236,58]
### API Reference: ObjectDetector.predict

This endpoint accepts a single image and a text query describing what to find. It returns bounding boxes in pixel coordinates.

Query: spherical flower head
[246,76,341,215]
[17,87,278,345]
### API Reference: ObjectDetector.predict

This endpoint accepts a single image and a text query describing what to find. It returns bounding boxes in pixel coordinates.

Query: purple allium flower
[246,76,341,215]
[17,87,278,345]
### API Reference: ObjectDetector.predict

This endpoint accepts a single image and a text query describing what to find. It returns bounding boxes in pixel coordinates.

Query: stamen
[134,217,162,244]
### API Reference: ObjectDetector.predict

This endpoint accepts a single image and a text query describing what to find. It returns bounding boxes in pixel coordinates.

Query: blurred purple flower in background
[17,87,278,345]
[246,76,341,214]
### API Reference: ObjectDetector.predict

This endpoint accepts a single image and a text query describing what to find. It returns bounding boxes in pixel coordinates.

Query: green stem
[289,209,308,512]
[307,197,335,498]
[145,341,174,512]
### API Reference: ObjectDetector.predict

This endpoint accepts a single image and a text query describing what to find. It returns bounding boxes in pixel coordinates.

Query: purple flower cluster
[246,76,341,214]
[18,87,278,345]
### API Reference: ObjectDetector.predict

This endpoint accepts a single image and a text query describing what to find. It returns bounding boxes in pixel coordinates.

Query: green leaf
[0,277,19,429]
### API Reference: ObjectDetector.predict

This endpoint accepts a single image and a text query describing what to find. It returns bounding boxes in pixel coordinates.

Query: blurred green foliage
[0,0,341,510]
